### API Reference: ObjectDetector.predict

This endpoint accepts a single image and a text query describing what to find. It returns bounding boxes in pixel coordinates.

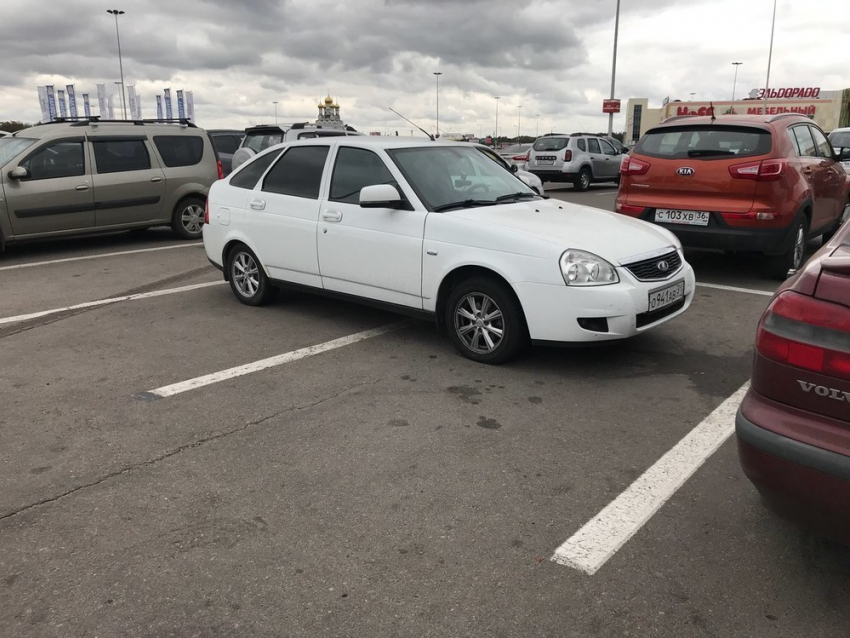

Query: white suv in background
[526,133,625,190]
[231,123,362,171]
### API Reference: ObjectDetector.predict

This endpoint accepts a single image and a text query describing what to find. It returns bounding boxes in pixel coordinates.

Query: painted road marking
[139,323,407,399]
[0,242,202,272]
[0,281,224,326]
[551,382,749,575]
[696,282,774,297]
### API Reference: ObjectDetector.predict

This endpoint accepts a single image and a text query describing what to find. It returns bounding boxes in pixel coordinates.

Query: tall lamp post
[731,62,743,102]
[764,0,778,112]
[273,101,278,124]
[494,96,500,148]
[433,71,442,138]
[517,105,522,142]
[607,0,621,137]
[536,114,540,138]
[107,9,128,120]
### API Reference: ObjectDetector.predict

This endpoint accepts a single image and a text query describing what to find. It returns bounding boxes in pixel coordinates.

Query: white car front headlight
[560,249,619,286]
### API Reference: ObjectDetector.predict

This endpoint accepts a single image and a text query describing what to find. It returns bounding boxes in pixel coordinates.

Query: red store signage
[756,87,821,99]
[602,99,621,114]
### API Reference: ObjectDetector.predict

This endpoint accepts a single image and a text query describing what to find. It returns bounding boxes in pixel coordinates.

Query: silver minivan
[0,118,219,250]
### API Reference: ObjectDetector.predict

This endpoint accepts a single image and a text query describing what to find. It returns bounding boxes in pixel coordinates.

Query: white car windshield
[0,137,36,166]
[829,131,850,148]
[387,146,537,212]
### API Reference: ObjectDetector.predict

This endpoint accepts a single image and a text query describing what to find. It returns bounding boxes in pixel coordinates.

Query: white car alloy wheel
[454,293,504,354]
[227,245,276,306]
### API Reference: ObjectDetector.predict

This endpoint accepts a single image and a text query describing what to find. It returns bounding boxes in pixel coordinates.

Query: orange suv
[616,114,850,278]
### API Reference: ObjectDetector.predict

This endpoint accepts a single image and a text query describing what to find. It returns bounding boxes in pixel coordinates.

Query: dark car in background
[736,219,850,543]
[208,129,245,176]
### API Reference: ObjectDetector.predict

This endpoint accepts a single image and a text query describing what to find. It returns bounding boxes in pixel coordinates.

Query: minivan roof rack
[45,116,197,128]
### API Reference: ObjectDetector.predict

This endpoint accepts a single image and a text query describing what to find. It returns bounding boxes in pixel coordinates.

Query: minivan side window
[587,138,601,154]
[262,146,329,198]
[599,139,618,156]
[791,126,817,158]
[230,149,282,190]
[20,141,85,180]
[577,139,586,152]
[809,126,835,159]
[330,147,396,204]
[92,139,151,174]
[153,135,204,167]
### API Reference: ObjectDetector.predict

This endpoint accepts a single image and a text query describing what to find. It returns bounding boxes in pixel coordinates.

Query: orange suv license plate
[655,209,710,226]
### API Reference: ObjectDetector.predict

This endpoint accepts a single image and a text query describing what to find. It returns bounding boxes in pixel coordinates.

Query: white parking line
[696,282,774,297]
[0,281,225,326]
[0,242,202,272]
[139,322,407,399]
[551,382,749,575]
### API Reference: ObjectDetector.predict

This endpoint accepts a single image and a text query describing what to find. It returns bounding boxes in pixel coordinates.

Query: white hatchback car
[203,138,695,363]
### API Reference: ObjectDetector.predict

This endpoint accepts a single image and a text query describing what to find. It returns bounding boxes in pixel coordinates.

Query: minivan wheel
[765,215,808,280]
[171,197,206,240]
[445,277,527,364]
[227,245,276,306]
[574,168,591,192]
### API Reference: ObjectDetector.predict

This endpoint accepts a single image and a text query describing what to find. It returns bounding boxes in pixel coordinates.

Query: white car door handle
[322,209,343,222]
[75,184,90,191]
[150,176,163,183]
[249,199,266,210]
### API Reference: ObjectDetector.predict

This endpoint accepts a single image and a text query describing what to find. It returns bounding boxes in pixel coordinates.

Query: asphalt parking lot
[2,188,849,638]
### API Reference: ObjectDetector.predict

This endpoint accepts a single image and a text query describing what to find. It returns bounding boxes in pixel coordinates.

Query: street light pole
[494,96,500,148]
[273,101,278,124]
[107,9,127,120]
[536,114,540,138]
[517,105,522,141]
[607,0,621,137]
[689,92,696,101]
[433,72,442,138]
[731,62,743,102]
[764,0,778,112]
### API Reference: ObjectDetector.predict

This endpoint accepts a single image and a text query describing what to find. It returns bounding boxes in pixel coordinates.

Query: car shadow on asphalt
[0,228,193,261]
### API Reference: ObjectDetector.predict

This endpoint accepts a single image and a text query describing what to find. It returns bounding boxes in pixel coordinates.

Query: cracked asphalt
[1,188,848,637]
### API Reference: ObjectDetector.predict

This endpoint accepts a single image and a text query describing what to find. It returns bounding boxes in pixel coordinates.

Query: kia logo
[656,260,670,272]
[677,167,695,176]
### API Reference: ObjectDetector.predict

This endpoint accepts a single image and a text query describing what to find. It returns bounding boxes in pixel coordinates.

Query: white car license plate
[538,159,554,165]
[655,209,710,226]
[648,280,685,313]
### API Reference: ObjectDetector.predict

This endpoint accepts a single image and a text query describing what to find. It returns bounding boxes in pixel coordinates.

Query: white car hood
[443,199,677,263]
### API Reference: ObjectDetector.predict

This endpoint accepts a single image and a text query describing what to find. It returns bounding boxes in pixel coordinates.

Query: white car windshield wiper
[494,192,538,202]
[432,199,499,212]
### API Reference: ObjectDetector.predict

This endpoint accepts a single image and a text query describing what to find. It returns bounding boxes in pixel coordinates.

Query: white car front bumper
[514,263,696,343]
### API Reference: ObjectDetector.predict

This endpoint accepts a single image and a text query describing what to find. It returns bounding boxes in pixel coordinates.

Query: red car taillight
[564,149,573,162]
[216,160,224,180]
[757,291,850,381]
[620,156,650,175]
[204,199,210,225]
[513,153,529,161]
[729,159,786,182]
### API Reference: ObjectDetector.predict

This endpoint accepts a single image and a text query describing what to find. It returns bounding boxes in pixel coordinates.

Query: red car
[616,114,850,279]
[737,219,850,541]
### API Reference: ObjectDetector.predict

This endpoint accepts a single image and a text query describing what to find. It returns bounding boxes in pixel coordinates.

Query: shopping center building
[625,87,850,144]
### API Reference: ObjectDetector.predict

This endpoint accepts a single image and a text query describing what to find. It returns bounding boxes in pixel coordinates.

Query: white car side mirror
[360,184,403,209]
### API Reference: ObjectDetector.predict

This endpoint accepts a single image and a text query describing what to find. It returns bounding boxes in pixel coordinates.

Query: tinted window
[792,126,817,157]
[21,141,84,180]
[477,147,509,169]
[786,129,801,155]
[533,137,568,151]
[211,135,240,155]
[316,131,347,138]
[810,127,834,159]
[599,139,618,155]
[330,147,396,204]
[587,138,601,154]
[262,146,329,198]
[245,133,283,152]
[92,139,151,174]
[829,130,850,148]
[153,135,204,167]
[0,137,36,166]
[230,149,283,189]
[635,125,771,160]
[577,139,586,152]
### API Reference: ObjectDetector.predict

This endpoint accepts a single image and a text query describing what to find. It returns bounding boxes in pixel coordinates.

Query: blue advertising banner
[176,89,185,119]
[66,84,78,118]
[57,90,67,118]
[37,86,51,122]
[156,95,163,119]
[82,93,91,117]
[164,88,173,119]
[46,85,57,121]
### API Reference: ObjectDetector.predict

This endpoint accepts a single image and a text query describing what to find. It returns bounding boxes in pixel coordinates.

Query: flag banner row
[36,85,194,122]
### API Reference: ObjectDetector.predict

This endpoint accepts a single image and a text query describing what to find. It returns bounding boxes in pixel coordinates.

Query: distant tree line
[0,121,30,133]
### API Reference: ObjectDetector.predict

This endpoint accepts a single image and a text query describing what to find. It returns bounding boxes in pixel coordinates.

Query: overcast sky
[0,0,847,136]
